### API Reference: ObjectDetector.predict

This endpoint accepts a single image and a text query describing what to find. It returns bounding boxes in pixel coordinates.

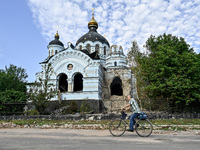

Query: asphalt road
[0,128,199,150]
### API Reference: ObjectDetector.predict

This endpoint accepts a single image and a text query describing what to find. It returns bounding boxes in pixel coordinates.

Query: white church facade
[32,12,136,112]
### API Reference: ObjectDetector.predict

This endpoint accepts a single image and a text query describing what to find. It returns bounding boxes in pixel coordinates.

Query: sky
[1,0,200,82]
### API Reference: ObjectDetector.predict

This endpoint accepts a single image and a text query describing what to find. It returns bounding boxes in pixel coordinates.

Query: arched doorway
[110,77,123,96]
[73,73,83,92]
[58,73,68,92]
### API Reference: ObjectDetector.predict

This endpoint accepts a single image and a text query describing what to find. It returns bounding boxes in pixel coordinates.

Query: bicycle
[109,111,153,137]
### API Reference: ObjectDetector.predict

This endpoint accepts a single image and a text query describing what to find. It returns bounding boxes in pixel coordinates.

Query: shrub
[67,101,78,114]
[80,101,91,114]
[25,108,39,115]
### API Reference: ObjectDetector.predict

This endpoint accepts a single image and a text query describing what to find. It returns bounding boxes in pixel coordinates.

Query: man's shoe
[127,129,134,132]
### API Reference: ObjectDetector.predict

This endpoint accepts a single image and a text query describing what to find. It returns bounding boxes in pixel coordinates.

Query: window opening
[95,44,99,53]
[104,46,106,55]
[86,44,91,53]
[110,77,123,96]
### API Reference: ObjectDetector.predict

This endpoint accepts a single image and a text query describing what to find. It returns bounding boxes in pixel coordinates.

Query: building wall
[102,68,132,99]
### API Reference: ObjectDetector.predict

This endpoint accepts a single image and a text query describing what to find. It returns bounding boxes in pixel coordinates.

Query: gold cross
[92,8,95,15]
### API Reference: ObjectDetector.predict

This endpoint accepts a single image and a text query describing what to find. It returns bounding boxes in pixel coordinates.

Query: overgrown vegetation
[27,63,57,115]
[59,101,92,114]
[128,34,200,113]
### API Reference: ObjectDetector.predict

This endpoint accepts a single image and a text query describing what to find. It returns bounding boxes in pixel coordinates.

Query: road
[0,128,199,150]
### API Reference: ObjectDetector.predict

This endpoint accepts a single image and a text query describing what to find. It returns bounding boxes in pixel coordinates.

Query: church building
[34,12,136,112]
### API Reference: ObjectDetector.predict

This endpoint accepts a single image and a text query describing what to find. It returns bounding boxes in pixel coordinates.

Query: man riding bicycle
[121,95,141,132]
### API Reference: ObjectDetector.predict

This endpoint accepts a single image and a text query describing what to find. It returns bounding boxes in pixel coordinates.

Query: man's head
[127,95,131,101]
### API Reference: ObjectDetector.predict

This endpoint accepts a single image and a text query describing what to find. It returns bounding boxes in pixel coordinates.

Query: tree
[139,34,200,112]
[127,41,151,110]
[0,64,28,114]
[127,41,148,97]
[0,64,28,92]
[27,63,57,114]
[127,40,141,67]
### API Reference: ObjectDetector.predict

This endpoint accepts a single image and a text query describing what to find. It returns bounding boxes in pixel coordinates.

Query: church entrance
[58,73,68,92]
[110,77,123,96]
[73,73,83,92]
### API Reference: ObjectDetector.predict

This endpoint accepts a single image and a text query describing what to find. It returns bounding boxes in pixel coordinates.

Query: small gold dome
[49,30,64,47]
[55,31,59,38]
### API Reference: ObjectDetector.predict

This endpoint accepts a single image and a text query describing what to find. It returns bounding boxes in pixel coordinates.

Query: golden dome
[88,11,98,29]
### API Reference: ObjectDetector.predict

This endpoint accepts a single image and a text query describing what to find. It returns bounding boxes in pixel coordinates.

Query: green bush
[25,108,39,115]
[65,101,78,114]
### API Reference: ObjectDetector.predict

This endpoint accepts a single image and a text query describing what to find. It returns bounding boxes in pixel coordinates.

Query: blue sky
[1,0,200,82]
[0,0,47,82]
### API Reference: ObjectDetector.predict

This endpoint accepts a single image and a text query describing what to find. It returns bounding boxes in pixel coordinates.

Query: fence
[0,103,26,115]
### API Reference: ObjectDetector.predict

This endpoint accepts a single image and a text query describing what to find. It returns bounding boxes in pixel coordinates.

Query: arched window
[86,44,91,53]
[110,77,123,96]
[55,50,58,54]
[95,44,99,53]
[104,46,106,55]
[114,61,117,66]
[73,73,83,92]
[51,50,54,56]
[49,50,50,56]
[79,45,82,50]
[58,73,68,92]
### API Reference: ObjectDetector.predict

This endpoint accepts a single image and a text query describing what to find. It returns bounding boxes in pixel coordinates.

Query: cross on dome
[88,8,98,29]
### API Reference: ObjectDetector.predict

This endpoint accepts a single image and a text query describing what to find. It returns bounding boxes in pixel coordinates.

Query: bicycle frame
[121,119,129,127]
[109,112,153,137]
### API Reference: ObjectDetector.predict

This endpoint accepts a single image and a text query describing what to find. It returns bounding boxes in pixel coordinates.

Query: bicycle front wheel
[135,119,153,137]
[109,119,126,137]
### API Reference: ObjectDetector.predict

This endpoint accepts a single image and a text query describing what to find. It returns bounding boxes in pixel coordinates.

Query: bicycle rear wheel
[135,119,153,137]
[109,119,126,137]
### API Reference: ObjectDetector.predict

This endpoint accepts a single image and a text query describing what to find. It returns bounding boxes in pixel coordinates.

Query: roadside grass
[0,119,111,127]
[0,118,199,131]
[151,119,200,131]
[151,118,200,126]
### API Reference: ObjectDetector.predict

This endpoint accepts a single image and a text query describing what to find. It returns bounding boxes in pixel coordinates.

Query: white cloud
[28,0,200,53]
